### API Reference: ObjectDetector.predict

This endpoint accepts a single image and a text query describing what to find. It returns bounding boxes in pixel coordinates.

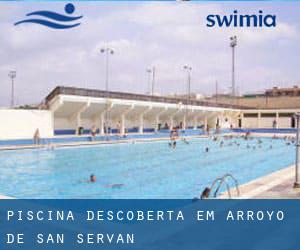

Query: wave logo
[14,3,82,29]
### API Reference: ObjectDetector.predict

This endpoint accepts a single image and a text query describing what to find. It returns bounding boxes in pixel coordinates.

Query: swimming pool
[0,136,295,199]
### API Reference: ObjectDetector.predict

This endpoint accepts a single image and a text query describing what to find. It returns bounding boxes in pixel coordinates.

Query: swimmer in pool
[182,138,190,144]
[78,174,96,184]
[90,174,96,183]
[205,147,209,153]
[200,187,211,199]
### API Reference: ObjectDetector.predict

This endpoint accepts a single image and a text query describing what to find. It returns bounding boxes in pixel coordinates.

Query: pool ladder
[209,173,240,198]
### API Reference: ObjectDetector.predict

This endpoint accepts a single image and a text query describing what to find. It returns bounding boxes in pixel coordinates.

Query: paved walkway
[0,134,211,151]
[220,166,300,199]
[0,194,13,199]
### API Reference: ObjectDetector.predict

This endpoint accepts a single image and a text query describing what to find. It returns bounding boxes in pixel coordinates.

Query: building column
[257,112,261,128]
[121,113,125,135]
[70,102,90,135]
[169,116,174,130]
[119,105,134,135]
[204,116,208,131]
[193,116,198,130]
[182,115,186,130]
[138,114,144,134]
[138,107,152,134]
[51,97,64,135]
[155,115,160,131]
[99,112,105,135]
[76,113,82,134]
[104,102,114,134]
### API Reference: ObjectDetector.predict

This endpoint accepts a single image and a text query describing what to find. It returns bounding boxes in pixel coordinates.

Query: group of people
[212,135,274,151]
[197,131,296,159]
[82,121,127,140]
[168,128,191,148]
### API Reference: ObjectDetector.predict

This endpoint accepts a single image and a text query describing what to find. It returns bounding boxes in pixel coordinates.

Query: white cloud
[0,2,300,106]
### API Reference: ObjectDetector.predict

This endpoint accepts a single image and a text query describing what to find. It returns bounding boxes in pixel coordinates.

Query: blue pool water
[0,137,295,199]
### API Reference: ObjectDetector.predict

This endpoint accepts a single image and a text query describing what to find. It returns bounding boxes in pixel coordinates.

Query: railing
[209,173,240,198]
[209,177,232,198]
[45,86,251,109]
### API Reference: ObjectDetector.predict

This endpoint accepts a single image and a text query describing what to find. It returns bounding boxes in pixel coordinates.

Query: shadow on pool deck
[219,165,300,199]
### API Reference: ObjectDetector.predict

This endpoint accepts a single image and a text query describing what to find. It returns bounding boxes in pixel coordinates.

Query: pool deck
[219,165,300,199]
[0,134,211,151]
[0,132,296,151]
[0,194,14,199]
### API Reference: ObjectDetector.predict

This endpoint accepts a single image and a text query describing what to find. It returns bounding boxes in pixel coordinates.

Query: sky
[1,1,300,107]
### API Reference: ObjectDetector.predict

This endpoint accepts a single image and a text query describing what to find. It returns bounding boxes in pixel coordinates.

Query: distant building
[265,86,300,97]
[202,85,300,109]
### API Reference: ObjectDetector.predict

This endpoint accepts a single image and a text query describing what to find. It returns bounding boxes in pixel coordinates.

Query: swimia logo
[206,10,276,28]
[14,3,83,29]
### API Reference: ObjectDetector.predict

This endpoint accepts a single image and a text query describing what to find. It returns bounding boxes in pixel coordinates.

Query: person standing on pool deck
[90,125,97,140]
[206,126,210,135]
[33,128,41,145]
[272,119,277,129]
[116,121,121,135]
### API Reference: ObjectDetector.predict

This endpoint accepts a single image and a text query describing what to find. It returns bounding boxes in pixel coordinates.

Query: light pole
[183,65,192,102]
[152,66,156,96]
[215,80,218,103]
[8,71,16,108]
[100,47,114,136]
[146,66,155,95]
[100,47,114,93]
[294,113,300,188]
[183,65,192,130]
[146,68,152,95]
[230,36,237,98]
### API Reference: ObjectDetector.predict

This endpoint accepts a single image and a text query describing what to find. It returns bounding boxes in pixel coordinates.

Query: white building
[0,86,299,140]
[47,87,239,136]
